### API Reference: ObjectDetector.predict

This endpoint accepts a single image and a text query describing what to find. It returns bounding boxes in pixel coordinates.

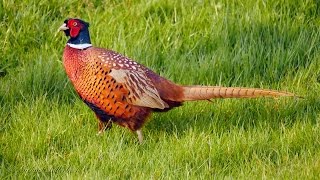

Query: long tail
[182,86,295,101]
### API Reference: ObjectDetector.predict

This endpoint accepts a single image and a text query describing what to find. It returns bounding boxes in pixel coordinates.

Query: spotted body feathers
[59,18,296,143]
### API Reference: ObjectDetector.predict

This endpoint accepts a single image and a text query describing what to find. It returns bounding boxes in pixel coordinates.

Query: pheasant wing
[109,68,168,109]
[96,49,168,109]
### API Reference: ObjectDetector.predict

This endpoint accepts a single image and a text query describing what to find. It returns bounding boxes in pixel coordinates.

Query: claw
[96,130,104,136]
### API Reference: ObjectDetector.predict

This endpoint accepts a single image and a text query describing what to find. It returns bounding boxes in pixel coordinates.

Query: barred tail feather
[182,86,295,101]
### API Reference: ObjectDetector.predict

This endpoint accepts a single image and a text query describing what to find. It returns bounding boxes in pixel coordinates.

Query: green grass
[1,0,320,178]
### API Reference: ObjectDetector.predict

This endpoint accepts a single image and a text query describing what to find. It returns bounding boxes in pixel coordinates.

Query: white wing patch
[109,69,168,109]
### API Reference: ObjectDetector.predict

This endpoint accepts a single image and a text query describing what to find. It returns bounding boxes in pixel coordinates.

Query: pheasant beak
[58,23,69,31]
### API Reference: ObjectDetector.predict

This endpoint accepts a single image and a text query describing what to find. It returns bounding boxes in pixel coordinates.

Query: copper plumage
[59,18,296,143]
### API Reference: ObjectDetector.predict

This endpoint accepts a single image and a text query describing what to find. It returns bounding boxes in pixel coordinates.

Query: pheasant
[59,18,295,143]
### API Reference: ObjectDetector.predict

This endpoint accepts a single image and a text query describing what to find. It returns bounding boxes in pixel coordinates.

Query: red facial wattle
[70,26,80,38]
[67,19,81,38]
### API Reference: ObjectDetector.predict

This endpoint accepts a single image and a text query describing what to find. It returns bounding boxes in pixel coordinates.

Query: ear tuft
[83,21,90,27]
[64,18,71,24]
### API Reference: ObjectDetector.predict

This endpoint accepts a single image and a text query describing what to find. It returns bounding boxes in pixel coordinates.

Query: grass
[1,0,320,178]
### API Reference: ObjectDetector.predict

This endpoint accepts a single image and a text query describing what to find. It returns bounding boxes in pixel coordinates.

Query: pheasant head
[58,18,92,49]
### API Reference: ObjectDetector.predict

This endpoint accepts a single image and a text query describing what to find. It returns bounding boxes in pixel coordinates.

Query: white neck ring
[67,43,92,50]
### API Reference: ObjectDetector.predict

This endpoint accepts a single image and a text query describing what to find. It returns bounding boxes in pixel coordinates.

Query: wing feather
[109,69,168,109]
[95,49,168,109]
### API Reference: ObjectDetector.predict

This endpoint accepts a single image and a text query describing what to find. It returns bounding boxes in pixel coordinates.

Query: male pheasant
[59,18,295,143]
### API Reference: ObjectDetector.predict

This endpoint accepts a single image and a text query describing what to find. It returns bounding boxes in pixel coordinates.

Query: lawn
[1,0,320,178]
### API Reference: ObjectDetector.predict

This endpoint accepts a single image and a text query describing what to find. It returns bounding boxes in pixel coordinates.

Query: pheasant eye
[73,22,77,26]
